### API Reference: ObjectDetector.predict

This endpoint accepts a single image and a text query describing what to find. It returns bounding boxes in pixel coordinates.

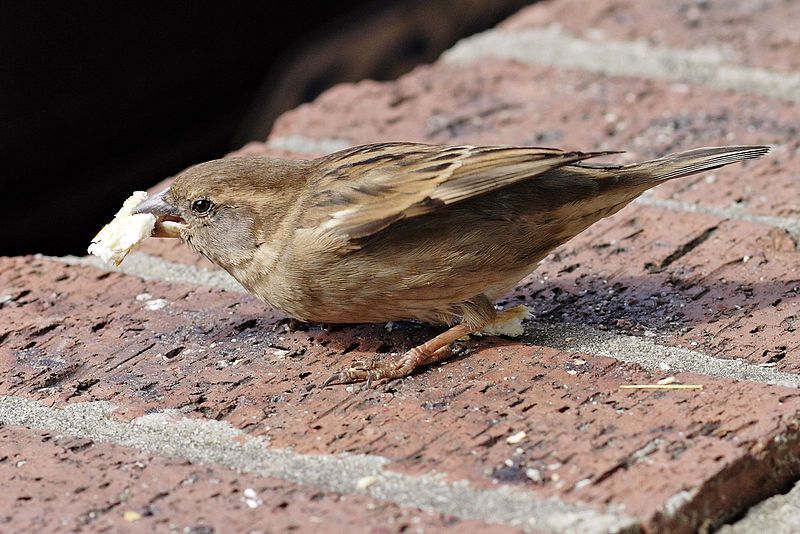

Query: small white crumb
[356,476,378,490]
[88,191,155,266]
[573,479,592,490]
[657,376,677,385]
[145,299,168,311]
[122,511,142,522]
[525,468,542,482]
[271,349,290,359]
[506,431,527,445]
[135,293,152,301]
[242,488,262,509]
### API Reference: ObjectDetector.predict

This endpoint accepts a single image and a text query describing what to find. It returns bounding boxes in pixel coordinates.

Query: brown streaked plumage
[133,142,769,385]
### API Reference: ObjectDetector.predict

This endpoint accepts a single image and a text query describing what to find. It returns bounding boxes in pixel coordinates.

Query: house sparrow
[133,142,769,385]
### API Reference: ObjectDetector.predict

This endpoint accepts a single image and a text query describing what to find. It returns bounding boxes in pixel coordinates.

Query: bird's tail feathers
[622,145,770,185]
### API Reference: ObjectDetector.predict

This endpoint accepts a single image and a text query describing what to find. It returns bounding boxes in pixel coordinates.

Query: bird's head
[134,156,309,270]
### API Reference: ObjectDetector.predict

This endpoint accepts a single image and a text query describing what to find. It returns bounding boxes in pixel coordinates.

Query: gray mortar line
[719,478,800,533]
[522,323,800,389]
[441,25,800,103]
[636,195,800,241]
[267,134,353,155]
[41,253,246,293]
[47,252,800,389]
[0,395,638,534]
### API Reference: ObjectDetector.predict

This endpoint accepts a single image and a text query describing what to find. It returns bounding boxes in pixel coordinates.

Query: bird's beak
[133,188,186,238]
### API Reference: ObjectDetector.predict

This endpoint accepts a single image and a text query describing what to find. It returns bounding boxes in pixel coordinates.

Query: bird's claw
[321,372,347,388]
[322,357,408,388]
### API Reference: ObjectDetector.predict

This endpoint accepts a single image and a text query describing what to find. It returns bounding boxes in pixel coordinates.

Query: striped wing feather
[302,142,608,239]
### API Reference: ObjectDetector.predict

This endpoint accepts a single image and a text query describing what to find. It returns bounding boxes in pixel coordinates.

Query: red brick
[514,207,800,372]
[1,255,799,531]
[501,0,800,73]
[0,425,499,533]
[11,1,800,530]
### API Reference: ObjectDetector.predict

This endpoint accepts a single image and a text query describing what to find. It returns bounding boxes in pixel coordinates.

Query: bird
[133,142,769,386]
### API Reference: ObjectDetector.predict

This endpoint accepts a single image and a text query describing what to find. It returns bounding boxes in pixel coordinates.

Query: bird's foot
[322,345,452,388]
[322,321,476,388]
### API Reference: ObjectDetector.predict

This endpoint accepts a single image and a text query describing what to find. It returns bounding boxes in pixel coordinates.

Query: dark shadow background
[1,1,531,257]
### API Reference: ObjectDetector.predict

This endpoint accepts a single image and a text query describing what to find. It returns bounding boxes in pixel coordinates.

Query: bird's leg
[321,296,532,387]
[323,322,475,386]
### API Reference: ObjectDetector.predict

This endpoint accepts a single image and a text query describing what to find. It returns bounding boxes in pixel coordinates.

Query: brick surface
[519,209,800,372]
[6,0,800,531]
[2,256,800,531]
[0,425,498,533]
[137,237,218,269]
[501,0,800,73]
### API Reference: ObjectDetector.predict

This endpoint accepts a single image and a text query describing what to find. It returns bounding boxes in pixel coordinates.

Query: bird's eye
[191,198,213,214]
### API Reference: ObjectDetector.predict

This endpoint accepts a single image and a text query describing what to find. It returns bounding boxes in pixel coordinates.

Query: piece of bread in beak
[88,191,156,266]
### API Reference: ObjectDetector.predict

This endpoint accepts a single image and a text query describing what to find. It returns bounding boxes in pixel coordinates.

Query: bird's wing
[300,142,610,240]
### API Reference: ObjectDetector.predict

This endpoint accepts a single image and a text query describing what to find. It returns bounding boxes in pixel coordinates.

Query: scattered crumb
[573,479,592,490]
[525,468,542,482]
[144,299,168,311]
[356,476,378,490]
[122,511,142,522]
[506,431,527,445]
[242,488,262,509]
